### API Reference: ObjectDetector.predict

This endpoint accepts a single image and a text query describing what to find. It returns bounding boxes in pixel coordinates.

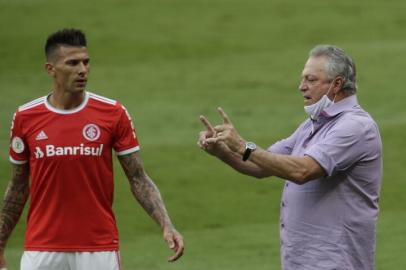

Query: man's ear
[45,62,55,77]
[333,76,345,94]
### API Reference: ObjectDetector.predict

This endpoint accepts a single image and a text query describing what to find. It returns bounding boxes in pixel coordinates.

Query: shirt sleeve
[9,111,29,164]
[113,105,140,156]
[268,122,306,155]
[304,119,367,177]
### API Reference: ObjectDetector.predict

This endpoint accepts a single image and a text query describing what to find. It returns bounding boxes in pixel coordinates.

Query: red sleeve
[9,111,29,164]
[113,104,140,155]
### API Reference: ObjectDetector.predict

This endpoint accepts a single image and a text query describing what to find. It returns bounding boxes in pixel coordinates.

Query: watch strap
[242,148,252,161]
[242,142,256,161]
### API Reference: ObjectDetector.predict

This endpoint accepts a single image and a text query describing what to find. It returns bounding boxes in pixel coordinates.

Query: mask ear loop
[326,80,335,102]
[329,76,345,103]
[332,91,337,103]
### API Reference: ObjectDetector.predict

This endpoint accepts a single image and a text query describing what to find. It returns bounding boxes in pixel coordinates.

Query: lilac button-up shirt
[269,95,382,270]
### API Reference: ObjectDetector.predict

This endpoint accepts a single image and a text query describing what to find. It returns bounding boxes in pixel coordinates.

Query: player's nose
[78,62,89,75]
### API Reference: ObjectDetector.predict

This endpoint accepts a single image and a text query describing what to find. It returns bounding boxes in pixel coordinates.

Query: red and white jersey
[9,91,140,251]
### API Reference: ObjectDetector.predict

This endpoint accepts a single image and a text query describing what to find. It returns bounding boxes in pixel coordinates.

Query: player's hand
[163,226,184,262]
[206,107,245,154]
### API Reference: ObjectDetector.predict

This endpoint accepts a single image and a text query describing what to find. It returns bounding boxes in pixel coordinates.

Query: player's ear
[45,62,55,77]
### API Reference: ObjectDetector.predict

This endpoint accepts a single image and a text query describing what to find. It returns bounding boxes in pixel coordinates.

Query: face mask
[304,80,335,120]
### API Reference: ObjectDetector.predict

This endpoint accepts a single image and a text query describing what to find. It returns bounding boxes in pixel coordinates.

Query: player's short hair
[309,45,357,95]
[45,28,87,60]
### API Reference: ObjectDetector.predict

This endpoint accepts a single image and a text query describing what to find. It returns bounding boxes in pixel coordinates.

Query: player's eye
[66,60,79,66]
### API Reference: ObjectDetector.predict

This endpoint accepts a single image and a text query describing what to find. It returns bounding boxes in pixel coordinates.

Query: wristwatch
[242,141,256,161]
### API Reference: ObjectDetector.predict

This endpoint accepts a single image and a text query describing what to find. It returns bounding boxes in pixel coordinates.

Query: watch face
[246,142,256,150]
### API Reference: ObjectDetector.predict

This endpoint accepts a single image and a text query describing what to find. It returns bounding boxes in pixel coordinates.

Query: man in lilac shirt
[198,45,382,269]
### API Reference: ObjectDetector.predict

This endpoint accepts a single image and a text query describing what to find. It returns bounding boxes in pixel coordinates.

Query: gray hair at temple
[309,45,357,95]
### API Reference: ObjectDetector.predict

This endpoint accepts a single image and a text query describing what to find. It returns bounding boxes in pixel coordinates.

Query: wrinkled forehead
[301,56,329,78]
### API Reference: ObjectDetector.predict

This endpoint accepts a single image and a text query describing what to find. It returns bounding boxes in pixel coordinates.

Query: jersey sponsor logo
[83,124,101,141]
[35,147,44,158]
[35,130,48,141]
[34,144,104,159]
[11,136,25,153]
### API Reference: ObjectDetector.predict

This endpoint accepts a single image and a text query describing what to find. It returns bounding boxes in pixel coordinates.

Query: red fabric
[9,92,139,251]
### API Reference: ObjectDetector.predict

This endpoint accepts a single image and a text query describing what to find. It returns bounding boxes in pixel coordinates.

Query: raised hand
[198,115,215,146]
[205,107,245,154]
[197,115,227,155]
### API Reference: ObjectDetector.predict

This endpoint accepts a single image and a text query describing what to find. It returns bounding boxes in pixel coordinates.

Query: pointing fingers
[217,107,233,125]
[199,115,215,134]
[198,108,233,146]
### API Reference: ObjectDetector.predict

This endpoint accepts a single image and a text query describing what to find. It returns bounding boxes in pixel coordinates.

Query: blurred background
[0,0,405,269]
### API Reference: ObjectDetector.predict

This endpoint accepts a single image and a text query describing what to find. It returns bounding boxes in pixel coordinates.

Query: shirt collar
[320,94,359,118]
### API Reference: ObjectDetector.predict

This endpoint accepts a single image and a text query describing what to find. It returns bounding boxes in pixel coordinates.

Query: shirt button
[281,201,285,207]
[285,183,289,187]
[281,223,285,228]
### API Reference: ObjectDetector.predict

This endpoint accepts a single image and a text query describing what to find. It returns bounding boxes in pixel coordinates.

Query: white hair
[309,45,357,95]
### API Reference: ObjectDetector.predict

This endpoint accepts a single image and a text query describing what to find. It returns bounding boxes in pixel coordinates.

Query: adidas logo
[36,131,48,141]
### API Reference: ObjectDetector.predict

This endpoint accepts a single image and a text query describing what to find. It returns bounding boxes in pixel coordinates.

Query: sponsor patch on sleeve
[11,136,25,154]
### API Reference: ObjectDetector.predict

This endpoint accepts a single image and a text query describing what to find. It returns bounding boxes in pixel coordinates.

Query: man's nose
[78,62,88,75]
[299,80,307,91]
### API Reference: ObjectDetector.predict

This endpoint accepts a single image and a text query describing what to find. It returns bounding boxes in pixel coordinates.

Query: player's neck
[48,90,86,110]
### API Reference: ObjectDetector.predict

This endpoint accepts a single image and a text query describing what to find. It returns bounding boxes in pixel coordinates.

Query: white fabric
[304,94,333,120]
[303,80,335,120]
[21,251,120,270]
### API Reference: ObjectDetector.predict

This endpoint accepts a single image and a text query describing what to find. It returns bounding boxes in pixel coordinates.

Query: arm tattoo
[118,153,173,230]
[0,163,29,251]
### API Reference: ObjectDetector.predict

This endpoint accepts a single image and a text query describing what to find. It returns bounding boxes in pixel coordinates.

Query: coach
[198,45,382,269]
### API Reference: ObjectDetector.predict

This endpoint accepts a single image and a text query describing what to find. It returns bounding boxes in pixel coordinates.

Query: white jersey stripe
[20,96,45,108]
[19,96,46,112]
[89,92,117,105]
[9,156,28,164]
[115,146,140,156]
[19,100,46,112]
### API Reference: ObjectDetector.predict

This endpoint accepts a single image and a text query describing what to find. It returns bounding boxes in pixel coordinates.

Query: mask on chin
[304,80,336,120]
[304,95,333,120]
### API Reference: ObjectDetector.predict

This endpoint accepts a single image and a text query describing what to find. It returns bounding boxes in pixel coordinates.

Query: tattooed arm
[117,152,184,262]
[0,163,30,268]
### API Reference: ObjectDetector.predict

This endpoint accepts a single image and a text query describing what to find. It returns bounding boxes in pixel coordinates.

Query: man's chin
[304,100,313,106]
[70,87,86,93]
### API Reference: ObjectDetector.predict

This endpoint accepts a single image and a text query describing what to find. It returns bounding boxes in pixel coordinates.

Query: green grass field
[1,0,405,269]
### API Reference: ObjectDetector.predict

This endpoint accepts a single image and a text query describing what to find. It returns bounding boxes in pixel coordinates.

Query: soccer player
[0,28,184,270]
[198,45,382,269]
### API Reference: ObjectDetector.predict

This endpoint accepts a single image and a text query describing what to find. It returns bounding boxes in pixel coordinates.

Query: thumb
[166,236,175,249]
[164,233,175,249]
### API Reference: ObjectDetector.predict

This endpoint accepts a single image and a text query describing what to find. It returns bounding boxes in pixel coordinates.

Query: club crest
[82,124,101,141]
